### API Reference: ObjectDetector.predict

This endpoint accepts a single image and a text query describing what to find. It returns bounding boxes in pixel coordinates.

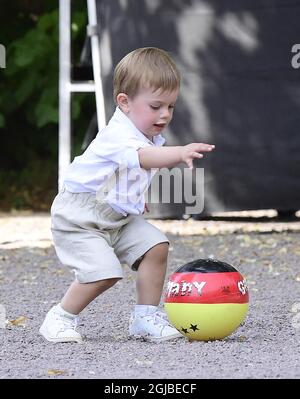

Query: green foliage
[1,8,87,128]
[0,159,57,211]
[0,2,94,211]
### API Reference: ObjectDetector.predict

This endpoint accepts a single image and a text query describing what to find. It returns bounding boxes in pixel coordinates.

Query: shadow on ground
[0,231,300,379]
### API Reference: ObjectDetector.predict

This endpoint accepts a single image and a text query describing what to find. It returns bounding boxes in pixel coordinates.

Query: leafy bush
[0,2,93,211]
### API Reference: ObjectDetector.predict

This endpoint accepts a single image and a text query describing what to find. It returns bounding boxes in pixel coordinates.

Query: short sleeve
[89,131,150,169]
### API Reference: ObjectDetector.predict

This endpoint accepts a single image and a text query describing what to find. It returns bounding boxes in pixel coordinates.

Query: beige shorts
[51,188,169,283]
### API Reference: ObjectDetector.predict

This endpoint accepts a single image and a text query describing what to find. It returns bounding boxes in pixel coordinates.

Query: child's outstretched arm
[138,143,215,170]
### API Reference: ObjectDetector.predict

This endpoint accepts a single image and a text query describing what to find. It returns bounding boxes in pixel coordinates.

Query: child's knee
[103,277,122,288]
[146,242,169,262]
[86,277,121,290]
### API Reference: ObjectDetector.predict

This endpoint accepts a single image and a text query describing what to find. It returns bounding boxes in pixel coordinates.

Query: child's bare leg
[136,242,169,305]
[130,242,182,340]
[60,278,121,314]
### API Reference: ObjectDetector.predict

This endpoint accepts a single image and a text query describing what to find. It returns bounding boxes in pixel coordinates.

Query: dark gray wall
[96,0,300,217]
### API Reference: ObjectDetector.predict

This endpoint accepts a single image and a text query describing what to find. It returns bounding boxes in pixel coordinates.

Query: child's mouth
[154,123,166,130]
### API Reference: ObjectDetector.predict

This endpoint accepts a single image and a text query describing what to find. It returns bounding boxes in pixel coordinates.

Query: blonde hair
[113,47,180,104]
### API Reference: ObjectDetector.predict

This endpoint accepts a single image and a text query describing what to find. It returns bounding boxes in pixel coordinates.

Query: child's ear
[116,93,130,113]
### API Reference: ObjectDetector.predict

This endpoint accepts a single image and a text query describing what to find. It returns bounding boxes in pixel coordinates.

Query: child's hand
[180,143,215,169]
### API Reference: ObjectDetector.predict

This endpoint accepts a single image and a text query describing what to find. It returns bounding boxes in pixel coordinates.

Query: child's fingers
[186,152,203,168]
[193,152,203,158]
[186,159,193,169]
[198,144,215,152]
[192,143,215,152]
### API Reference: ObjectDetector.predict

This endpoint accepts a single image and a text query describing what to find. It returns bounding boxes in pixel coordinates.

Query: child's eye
[150,105,160,110]
[169,105,175,109]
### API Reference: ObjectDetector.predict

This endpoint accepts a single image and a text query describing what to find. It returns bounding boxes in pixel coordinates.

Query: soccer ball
[164,258,249,341]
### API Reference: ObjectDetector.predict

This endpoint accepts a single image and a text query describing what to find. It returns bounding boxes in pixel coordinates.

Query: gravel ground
[0,212,300,379]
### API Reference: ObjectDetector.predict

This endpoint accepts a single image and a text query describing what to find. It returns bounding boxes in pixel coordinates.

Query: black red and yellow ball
[164,259,249,341]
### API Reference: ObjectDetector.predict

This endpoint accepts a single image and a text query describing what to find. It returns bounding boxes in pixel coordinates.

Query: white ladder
[58,0,106,189]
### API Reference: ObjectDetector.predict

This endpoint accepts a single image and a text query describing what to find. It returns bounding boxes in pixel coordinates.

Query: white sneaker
[129,308,183,342]
[39,305,82,343]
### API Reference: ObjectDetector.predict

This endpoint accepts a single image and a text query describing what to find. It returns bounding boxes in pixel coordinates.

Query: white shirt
[64,107,165,215]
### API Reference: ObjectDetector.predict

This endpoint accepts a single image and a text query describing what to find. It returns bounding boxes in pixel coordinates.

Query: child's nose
[160,108,171,120]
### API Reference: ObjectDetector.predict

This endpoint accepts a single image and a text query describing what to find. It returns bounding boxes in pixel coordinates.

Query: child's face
[119,87,179,139]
